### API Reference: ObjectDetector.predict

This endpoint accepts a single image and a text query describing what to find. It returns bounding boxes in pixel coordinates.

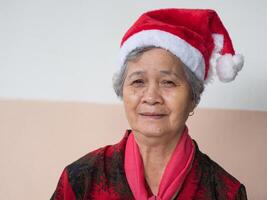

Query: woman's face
[122,48,195,139]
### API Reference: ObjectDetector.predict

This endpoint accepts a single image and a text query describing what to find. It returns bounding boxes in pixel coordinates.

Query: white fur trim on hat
[119,30,206,81]
[206,34,224,84]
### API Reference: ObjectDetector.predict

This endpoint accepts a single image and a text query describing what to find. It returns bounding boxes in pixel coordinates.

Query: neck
[132,127,185,195]
[133,126,185,157]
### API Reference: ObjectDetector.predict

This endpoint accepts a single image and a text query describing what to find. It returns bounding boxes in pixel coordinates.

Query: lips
[139,112,167,119]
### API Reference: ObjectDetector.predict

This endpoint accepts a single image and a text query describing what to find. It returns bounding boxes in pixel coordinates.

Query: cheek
[123,86,144,104]
[123,88,141,115]
[164,90,192,116]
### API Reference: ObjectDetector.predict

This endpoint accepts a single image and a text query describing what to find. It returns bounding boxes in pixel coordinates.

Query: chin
[135,125,167,138]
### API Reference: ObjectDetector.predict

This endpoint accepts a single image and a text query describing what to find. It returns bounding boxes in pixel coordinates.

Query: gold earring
[189,111,194,116]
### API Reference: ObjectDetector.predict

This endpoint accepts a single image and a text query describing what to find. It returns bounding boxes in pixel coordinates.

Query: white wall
[1,0,267,111]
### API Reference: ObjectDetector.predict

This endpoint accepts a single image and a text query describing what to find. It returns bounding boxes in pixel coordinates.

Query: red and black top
[51,131,247,200]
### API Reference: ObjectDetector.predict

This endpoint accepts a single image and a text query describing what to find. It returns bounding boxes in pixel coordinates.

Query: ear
[189,98,196,113]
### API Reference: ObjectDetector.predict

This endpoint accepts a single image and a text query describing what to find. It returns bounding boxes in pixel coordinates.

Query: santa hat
[118,8,244,83]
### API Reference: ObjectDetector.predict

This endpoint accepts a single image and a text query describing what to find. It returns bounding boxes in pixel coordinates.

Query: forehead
[126,48,186,77]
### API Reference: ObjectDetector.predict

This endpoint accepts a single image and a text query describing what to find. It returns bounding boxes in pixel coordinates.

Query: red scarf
[124,126,195,200]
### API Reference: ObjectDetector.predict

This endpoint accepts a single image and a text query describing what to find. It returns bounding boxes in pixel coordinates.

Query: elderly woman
[51,9,247,199]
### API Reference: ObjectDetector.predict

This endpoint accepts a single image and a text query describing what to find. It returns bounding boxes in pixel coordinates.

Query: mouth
[139,112,167,119]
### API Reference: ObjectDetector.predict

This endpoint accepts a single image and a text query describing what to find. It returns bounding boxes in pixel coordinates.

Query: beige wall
[0,100,266,199]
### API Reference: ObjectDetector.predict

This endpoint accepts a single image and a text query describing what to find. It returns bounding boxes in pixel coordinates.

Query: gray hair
[112,46,205,106]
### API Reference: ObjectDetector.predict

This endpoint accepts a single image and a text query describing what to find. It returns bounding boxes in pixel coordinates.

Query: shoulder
[66,140,125,183]
[193,141,247,199]
[66,144,113,178]
[66,130,130,173]
[63,132,130,199]
[68,144,115,171]
[196,146,238,181]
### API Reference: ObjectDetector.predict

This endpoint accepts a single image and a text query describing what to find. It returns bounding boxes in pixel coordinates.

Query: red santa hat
[118,8,244,83]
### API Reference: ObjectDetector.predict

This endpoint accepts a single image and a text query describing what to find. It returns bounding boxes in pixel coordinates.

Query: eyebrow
[128,71,145,79]
[159,70,181,79]
[127,70,182,79]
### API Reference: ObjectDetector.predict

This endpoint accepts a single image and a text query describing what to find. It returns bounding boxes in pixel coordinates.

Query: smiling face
[122,48,195,140]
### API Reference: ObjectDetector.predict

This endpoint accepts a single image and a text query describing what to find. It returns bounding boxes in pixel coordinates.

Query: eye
[131,79,145,87]
[161,80,176,87]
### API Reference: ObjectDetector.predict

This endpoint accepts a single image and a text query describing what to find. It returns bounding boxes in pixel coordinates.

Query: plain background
[1,0,267,111]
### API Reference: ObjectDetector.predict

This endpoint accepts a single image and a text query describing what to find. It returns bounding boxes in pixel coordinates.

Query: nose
[142,83,163,105]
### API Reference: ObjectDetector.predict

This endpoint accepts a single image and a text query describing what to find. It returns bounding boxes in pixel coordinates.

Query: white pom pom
[216,53,244,82]
[233,54,244,72]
